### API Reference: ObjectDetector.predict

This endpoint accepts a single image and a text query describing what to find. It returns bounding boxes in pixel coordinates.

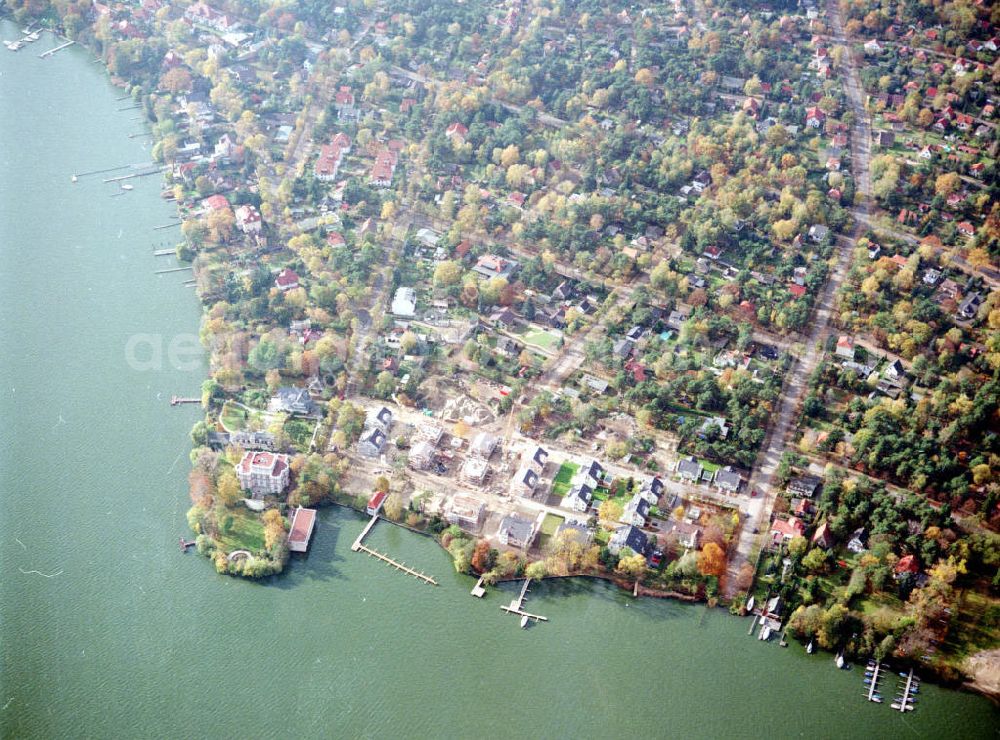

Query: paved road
[722,0,875,598]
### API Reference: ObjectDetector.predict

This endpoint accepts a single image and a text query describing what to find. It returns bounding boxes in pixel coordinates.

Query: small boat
[836,653,845,669]
[761,626,772,641]
[520,615,529,629]
[807,640,814,654]
[71,175,78,183]
[28,31,40,40]
[746,596,755,612]
[872,696,883,703]
[120,183,134,191]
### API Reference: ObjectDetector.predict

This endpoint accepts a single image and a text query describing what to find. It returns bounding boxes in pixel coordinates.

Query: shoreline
[8,11,995,708]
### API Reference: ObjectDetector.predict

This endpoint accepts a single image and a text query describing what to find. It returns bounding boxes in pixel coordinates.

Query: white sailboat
[835,653,845,669]
[745,596,755,612]
[807,640,815,654]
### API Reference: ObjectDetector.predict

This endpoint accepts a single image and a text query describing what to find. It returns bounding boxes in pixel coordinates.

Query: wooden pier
[471,575,486,597]
[156,266,193,274]
[38,39,73,58]
[895,668,917,712]
[170,396,200,406]
[103,168,162,184]
[154,249,176,256]
[153,221,181,231]
[500,578,548,622]
[866,661,882,702]
[351,515,437,585]
[179,538,196,551]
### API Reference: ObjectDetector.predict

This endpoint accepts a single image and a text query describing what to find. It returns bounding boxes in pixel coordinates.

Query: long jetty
[170,396,200,406]
[500,578,548,622]
[351,515,437,585]
[155,266,193,274]
[866,661,882,702]
[104,167,163,183]
[895,668,917,712]
[39,40,73,58]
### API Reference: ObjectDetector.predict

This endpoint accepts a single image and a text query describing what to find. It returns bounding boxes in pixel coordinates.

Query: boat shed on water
[287,506,317,552]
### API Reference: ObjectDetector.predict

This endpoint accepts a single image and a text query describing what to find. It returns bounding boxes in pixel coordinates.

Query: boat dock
[154,249,176,256]
[39,40,73,58]
[155,266,193,274]
[170,396,200,406]
[894,668,917,712]
[179,538,196,551]
[351,514,437,585]
[865,661,883,702]
[471,575,486,597]
[103,170,162,184]
[500,578,548,623]
[153,221,181,231]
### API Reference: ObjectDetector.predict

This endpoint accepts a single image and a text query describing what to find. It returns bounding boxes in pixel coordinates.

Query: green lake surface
[1,22,997,739]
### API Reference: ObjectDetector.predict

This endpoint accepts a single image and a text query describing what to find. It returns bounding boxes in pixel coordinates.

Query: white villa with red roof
[236,451,290,496]
[234,204,262,234]
[275,268,300,291]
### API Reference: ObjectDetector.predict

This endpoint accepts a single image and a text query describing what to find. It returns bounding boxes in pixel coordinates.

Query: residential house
[360,408,393,439]
[236,451,290,496]
[884,359,907,383]
[959,291,983,320]
[234,204,262,234]
[609,525,648,556]
[812,520,835,549]
[574,459,605,489]
[808,224,829,242]
[676,456,703,482]
[637,477,664,506]
[563,483,593,513]
[770,516,805,545]
[713,466,743,493]
[835,335,855,359]
[270,386,317,416]
[446,495,486,530]
[512,466,541,497]
[525,445,548,473]
[497,514,536,549]
[357,428,387,458]
[231,430,277,451]
[472,254,518,279]
[620,494,650,527]
[391,286,417,317]
[275,268,300,291]
[787,475,822,498]
[847,527,868,553]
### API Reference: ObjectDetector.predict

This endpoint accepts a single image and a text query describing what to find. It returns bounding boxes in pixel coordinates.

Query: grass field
[220,401,248,432]
[551,461,579,497]
[537,512,566,550]
[215,507,266,553]
[522,328,562,352]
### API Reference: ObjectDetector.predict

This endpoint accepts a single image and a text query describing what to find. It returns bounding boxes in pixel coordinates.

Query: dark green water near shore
[1,23,997,739]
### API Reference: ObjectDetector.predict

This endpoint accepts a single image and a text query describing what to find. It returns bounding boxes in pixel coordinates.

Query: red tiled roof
[288,507,316,544]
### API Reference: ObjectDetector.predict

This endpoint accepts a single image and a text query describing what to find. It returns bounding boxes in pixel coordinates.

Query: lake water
[1,23,997,739]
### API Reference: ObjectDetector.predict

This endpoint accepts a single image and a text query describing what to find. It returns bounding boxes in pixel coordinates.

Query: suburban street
[722,0,875,597]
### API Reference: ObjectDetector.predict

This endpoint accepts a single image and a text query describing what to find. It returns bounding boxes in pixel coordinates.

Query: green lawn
[540,513,565,536]
[551,461,579,497]
[523,328,562,352]
[285,418,315,450]
[220,401,248,432]
[215,507,266,553]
